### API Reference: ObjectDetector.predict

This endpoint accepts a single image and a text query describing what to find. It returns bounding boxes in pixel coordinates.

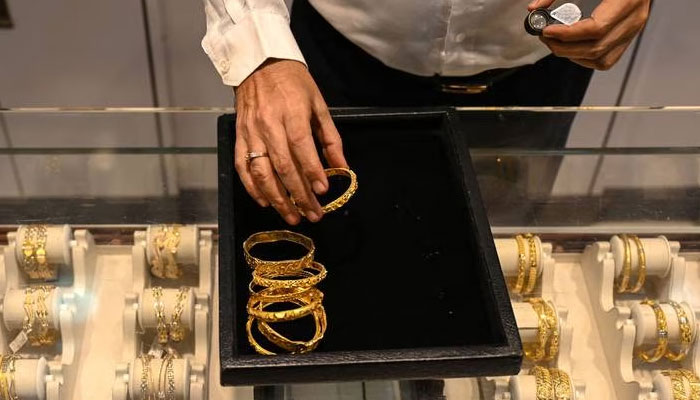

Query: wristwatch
[525,3,582,36]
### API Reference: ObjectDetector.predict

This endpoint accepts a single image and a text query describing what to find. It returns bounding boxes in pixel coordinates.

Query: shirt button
[455,33,466,42]
[219,60,230,72]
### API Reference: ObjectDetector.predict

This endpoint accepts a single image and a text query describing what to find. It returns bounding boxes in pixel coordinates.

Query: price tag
[9,330,29,353]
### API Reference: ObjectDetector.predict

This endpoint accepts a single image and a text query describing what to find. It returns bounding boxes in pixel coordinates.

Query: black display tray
[218,108,521,385]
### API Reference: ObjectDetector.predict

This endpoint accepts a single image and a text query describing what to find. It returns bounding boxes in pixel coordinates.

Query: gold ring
[617,234,632,293]
[292,168,358,215]
[629,235,646,293]
[243,230,315,275]
[665,301,693,362]
[638,299,668,363]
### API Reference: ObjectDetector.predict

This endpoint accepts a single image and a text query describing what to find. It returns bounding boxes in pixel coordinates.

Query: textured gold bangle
[677,369,700,400]
[247,288,323,323]
[293,168,358,216]
[638,299,669,363]
[23,288,35,337]
[629,235,646,293]
[257,304,327,354]
[524,298,551,362]
[532,366,554,400]
[252,261,327,289]
[20,225,56,281]
[524,234,539,294]
[32,286,56,346]
[152,287,169,345]
[0,355,10,400]
[169,287,188,342]
[617,234,632,293]
[140,354,152,400]
[243,231,315,275]
[540,299,559,361]
[151,225,182,279]
[246,316,276,355]
[661,370,690,400]
[166,356,175,400]
[512,235,528,294]
[249,285,317,304]
[549,368,572,400]
[665,301,693,362]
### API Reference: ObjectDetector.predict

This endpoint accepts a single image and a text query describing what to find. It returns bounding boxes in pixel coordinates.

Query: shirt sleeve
[201,0,306,86]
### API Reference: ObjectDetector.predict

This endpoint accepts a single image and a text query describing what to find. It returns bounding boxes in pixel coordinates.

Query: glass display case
[0,107,698,400]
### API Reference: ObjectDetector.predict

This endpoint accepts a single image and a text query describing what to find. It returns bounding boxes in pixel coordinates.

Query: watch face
[529,11,549,30]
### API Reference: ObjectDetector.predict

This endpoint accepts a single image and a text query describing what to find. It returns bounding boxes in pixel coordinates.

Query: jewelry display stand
[0,225,95,400]
[112,225,213,400]
[580,236,699,400]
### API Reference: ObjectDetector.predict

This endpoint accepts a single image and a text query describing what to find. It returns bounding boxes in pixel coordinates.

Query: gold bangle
[243,231,315,275]
[140,354,152,399]
[247,289,323,323]
[151,225,182,279]
[169,287,188,342]
[531,366,554,400]
[246,316,277,355]
[677,369,700,400]
[166,356,176,399]
[524,234,539,294]
[629,235,646,293]
[665,301,693,362]
[0,355,10,400]
[32,286,56,346]
[257,304,327,354]
[249,285,317,303]
[292,168,358,216]
[638,299,669,363]
[512,235,528,294]
[540,299,559,361]
[252,261,327,289]
[617,234,632,293]
[152,287,169,345]
[549,368,572,400]
[23,288,35,337]
[661,370,690,400]
[20,225,57,281]
[524,298,551,362]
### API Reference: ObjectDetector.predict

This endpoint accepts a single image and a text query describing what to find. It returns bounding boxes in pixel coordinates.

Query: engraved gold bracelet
[32,286,56,346]
[140,353,152,399]
[292,168,358,216]
[169,287,188,342]
[540,299,559,361]
[525,298,552,362]
[678,369,700,400]
[247,288,324,323]
[617,234,632,293]
[628,235,646,293]
[524,234,539,294]
[512,234,528,294]
[252,261,327,289]
[665,301,693,362]
[661,369,694,400]
[549,368,572,400]
[152,287,169,345]
[531,366,554,400]
[257,304,327,354]
[151,225,182,279]
[638,299,668,363]
[21,225,57,281]
[243,231,315,275]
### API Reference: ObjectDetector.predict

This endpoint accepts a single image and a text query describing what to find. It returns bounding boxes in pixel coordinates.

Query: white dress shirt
[202,0,591,86]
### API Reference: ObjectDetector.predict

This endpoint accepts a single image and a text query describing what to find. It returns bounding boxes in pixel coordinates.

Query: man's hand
[529,0,651,70]
[234,59,348,225]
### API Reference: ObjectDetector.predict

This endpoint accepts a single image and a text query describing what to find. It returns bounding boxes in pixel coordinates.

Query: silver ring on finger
[245,151,269,164]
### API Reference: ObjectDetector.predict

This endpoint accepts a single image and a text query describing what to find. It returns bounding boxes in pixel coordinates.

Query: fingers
[284,113,330,195]
[256,116,324,223]
[540,21,634,60]
[571,42,630,71]
[234,124,268,208]
[312,100,348,169]
[528,0,556,11]
[542,0,641,42]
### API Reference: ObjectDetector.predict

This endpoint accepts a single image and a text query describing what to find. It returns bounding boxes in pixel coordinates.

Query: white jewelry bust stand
[0,225,95,400]
[113,225,213,400]
[580,235,700,400]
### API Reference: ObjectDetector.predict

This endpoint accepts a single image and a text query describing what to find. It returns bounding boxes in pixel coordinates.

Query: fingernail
[306,211,321,223]
[286,214,300,225]
[312,180,327,195]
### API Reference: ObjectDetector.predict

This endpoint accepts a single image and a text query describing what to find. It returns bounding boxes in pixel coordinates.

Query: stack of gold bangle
[511,234,539,296]
[616,234,647,294]
[660,369,700,400]
[0,354,18,400]
[151,286,189,345]
[21,286,57,348]
[20,225,58,281]
[524,298,559,363]
[531,366,573,400]
[150,225,182,279]
[291,168,358,216]
[637,299,695,363]
[138,353,176,400]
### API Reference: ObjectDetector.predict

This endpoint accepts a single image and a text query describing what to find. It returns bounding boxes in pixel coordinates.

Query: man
[202,0,650,225]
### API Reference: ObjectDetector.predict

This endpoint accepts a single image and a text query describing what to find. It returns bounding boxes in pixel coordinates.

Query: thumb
[528,0,556,11]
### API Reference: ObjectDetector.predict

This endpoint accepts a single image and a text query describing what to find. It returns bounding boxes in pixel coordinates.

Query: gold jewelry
[249,285,317,303]
[169,287,188,342]
[665,301,693,362]
[524,234,539,294]
[140,353,152,400]
[247,289,323,323]
[678,369,700,400]
[549,368,572,400]
[617,234,632,293]
[152,287,169,345]
[512,235,528,294]
[256,305,327,354]
[0,355,11,400]
[628,235,646,293]
[524,298,551,362]
[243,231,315,276]
[638,299,668,363]
[540,299,559,361]
[150,225,182,279]
[292,168,358,216]
[246,316,276,355]
[32,286,56,346]
[20,225,57,281]
[531,366,554,400]
[23,288,35,337]
[661,370,691,400]
[166,356,176,400]
[252,261,327,289]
